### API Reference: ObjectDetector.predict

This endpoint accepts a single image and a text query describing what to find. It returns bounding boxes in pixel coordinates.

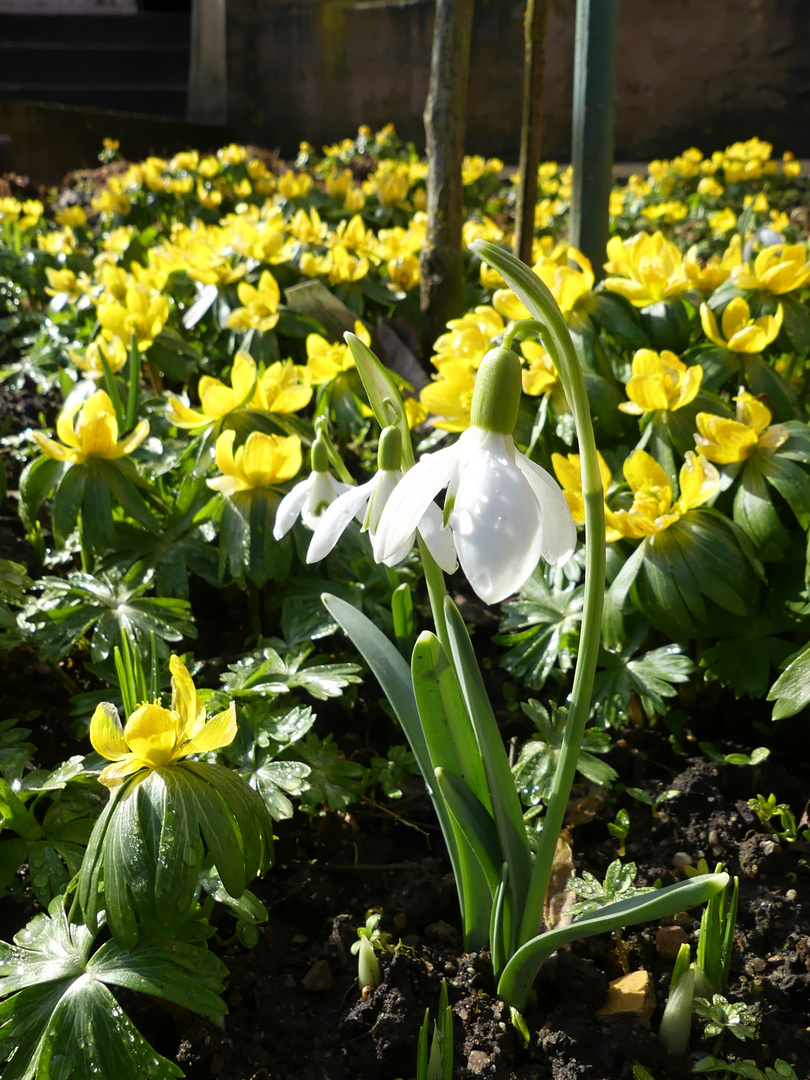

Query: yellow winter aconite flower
[694,391,788,464]
[69,336,128,378]
[619,349,703,415]
[207,430,302,497]
[708,207,737,237]
[520,341,558,397]
[731,244,810,295]
[44,268,88,301]
[250,360,312,413]
[683,237,742,293]
[277,170,313,199]
[700,297,783,353]
[90,655,237,790]
[609,450,719,538]
[603,231,690,307]
[54,205,87,228]
[97,281,169,352]
[431,306,504,371]
[420,360,476,433]
[166,351,257,429]
[226,270,281,332]
[33,390,149,464]
[552,450,622,542]
[305,321,370,385]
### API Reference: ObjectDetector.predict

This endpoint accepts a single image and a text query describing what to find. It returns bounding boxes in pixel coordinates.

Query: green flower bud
[470,346,522,435]
[377,425,402,471]
[310,431,330,473]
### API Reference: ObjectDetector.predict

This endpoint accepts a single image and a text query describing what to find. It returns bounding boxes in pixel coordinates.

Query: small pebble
[785,889,797,902]
[672,852,692,870]
[655,925,689,963]
[746,957,767,974]
[708,829,720,847]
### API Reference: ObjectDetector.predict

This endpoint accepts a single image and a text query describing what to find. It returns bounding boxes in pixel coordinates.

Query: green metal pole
[569,0,621,280]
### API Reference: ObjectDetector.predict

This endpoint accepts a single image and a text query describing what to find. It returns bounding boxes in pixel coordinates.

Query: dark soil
[164,715,808,1080]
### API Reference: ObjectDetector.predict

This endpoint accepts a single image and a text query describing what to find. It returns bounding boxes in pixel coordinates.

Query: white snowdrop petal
[417,500,458,574]
[300,475,350,530]
[514,452,577,567]
[273,475,315,539]
[306,477,376,563]
[374,444,460,562]
[365,470,401,533]
[450,443,544,604]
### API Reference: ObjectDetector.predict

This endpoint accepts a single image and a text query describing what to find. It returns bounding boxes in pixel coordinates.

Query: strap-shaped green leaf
[412,632,491,813]
[344,333,412,466]
[497,872,728,1009]
[434,768,501,893]
[322,592,490,949]
[444,597,531,915]
[602,542,646,649]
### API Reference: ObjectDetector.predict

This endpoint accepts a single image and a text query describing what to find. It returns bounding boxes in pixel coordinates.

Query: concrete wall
[226,0,810,160]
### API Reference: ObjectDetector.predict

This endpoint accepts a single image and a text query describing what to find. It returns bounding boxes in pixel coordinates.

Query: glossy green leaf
[497,872,729,1009]
[767,640,810,720]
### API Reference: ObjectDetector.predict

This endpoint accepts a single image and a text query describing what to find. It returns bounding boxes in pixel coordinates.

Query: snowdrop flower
[306,426,457,572]
[374,347,576,604]
[273,430,351,537]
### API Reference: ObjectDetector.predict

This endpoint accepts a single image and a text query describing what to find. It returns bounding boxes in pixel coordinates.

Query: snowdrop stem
[314,418,354,485]
[470,241,606,951]
[417,533,451,659]
[501,318,546,353]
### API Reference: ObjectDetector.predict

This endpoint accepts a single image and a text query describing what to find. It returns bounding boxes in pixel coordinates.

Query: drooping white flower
[306,427,457,572]
[373,347,576,604]
[274,471,350,537]
[273,429,350,538]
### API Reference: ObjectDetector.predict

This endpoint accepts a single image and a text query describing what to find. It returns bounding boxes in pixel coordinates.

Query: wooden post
[569,0,621,279]
[419,0,476,363]
[513,0,549,266]
[187,0,228,126]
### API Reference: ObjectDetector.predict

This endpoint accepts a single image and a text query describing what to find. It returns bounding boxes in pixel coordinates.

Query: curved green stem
[471,241,606,951]
[417,533,451,658]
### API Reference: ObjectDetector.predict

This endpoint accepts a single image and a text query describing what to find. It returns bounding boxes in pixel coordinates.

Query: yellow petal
[720,297,752,343]
[694,413,757,463]
[90,701,129,760]
[735,391,772,434]
[182,703,237,757]
[677,451,719,510]
[230,351,258,401]
[214,429,238,476]
[623,450,672,503]
[492,289,530,321]
[624,373,670,413]
[170,655,206,742]
[110,418,149,458]
[32,430,76,462]
[97,755,151,789]
[79,411,118,457]
[123,702,180,768]
[55,397,85,449]
[166,396,210,429]
[700,303,727,348]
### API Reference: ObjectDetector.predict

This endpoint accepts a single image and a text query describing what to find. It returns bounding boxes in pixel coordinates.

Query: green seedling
[694,994,758,1044]
[416,979,453,1080]
[626,786,681,815]
[748,793,808,843]
[699,744,770,768]
[660,869,740,1056]
[693,1056,798,1078]
[608,807,631,856]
